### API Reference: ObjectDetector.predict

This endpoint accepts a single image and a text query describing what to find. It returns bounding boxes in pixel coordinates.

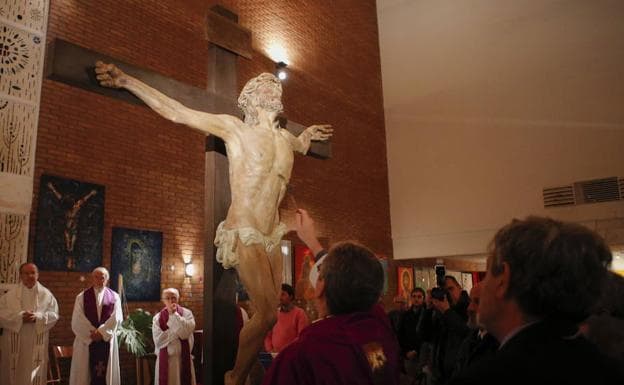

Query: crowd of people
[1,211,624,385]
[261,210,624,385]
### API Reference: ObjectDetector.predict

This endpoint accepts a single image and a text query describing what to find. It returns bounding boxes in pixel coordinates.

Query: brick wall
[33,0,392,383]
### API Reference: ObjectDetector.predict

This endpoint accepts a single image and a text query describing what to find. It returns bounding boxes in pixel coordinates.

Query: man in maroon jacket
[262,211,399,385]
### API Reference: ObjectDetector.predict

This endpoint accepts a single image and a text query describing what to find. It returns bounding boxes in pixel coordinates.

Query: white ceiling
[377,0,624,125]
[376,0,624,262]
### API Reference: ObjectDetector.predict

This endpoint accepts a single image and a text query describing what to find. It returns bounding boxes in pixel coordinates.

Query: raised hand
[305,124,333,141]
[295,209,324,259]
[94,61,127,89]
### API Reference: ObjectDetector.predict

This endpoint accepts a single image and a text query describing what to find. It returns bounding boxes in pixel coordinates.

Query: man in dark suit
[398,288,428,379]
[452,283,498,378]
[444,276,470,322]
[430,286,470,384]
[388,295,407,336]
[450,216,624,385]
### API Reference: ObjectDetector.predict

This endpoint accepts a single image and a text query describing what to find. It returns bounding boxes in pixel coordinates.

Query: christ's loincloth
[214,221,288,269]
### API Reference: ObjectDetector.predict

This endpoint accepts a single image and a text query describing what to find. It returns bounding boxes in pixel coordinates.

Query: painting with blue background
[111,227,162,301]
[34,174,104,272]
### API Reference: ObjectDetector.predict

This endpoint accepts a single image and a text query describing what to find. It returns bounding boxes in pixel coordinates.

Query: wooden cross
[44,6,331,385]
[95,360,106,377]
[44,14,330,159]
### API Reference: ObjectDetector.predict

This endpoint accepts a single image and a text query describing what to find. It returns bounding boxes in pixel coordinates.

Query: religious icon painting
[34,174,105,272]
[293,244,316,301]
[110,227,163,301]
[397,266,414,300]
[413,267,431,290]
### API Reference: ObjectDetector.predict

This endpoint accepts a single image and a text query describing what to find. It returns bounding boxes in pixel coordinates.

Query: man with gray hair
[0,263,59,385]
[95,61,332,385]
[263,209,400,385]
[70,267,123,385]
[153,288,196,385]
[451,283,498,379]
[450,216,624,385]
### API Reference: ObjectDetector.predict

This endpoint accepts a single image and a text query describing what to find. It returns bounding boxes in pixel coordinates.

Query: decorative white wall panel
[0,213,27,286]
[0,0,48,286]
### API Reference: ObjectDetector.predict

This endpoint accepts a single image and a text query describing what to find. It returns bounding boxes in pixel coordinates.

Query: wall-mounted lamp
[276,61,288,81]
[184,262,195,278]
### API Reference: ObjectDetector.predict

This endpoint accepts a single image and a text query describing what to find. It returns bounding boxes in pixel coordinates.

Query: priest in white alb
[69,267,123,385]
[0,263,59,385]
[153,287,196,385]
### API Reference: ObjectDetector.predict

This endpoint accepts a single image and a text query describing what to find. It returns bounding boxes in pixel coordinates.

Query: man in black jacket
[450,216,624,385]
[444,276,470,322]
[430,286,470,384]
[399,288,428,378]
[388,295,407,336]
[452,283,498,378]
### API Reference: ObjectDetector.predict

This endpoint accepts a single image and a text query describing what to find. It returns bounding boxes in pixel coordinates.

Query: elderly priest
[0,263,59,385]
[70,267,123,385]
[153,287,197,385]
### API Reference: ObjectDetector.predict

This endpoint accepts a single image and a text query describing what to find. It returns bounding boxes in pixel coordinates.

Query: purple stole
[158,306,192,385]
[84,287,115,385]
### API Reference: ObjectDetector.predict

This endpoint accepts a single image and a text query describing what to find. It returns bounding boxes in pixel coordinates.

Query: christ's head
[238,73,283,125]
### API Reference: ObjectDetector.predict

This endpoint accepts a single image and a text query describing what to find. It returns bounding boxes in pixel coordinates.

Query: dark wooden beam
[44,38,331,159]
[44,39,239,115]
[205,6,253,59]
[204,40,236,385]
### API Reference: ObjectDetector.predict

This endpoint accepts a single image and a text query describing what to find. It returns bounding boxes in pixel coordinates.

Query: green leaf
[116,309,154,357]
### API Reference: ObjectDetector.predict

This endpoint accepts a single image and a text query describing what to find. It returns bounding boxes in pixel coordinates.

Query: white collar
[20,282,39,293]
[21,282,38,292]
[499,320,540,349]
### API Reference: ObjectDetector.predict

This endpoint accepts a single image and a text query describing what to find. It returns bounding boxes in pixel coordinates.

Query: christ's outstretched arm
[95,61,239,140]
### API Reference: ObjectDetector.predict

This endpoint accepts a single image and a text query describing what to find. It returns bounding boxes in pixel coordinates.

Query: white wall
[378,0,624,259]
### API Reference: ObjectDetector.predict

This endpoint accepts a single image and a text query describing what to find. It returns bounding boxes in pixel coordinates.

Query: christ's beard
[259,99,283,114]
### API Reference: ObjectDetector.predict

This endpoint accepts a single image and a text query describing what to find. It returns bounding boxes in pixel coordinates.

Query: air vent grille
[543,185,575,207]
[543,177,623,208]
[575,177,620,204]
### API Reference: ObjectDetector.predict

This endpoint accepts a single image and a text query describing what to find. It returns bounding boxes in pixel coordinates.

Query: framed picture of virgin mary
[110,227,162,301]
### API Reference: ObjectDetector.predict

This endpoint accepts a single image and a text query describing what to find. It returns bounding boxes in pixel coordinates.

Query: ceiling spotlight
[276,61,288,80]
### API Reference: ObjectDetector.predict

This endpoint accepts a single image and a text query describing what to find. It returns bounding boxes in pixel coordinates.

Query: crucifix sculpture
[43,6,333,385]
[95,60,332,385]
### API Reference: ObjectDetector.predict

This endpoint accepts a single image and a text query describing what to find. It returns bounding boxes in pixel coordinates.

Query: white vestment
[0,282,59,385]
[69,287,122,385]
[152,307,196,385]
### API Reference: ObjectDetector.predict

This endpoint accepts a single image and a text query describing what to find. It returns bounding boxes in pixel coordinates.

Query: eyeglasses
[161,296,177,300]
